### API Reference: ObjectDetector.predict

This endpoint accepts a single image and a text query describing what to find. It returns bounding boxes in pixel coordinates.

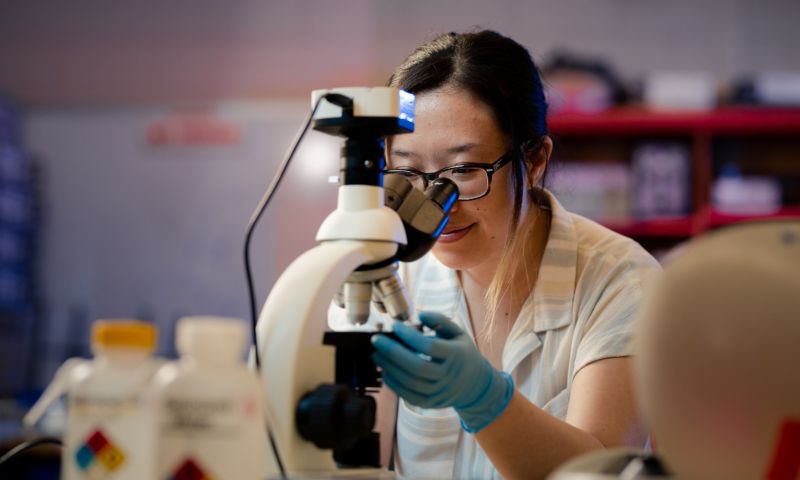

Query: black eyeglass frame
[383,151,513,201]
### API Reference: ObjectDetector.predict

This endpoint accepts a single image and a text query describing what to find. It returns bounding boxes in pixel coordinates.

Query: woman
[369,30,661,479]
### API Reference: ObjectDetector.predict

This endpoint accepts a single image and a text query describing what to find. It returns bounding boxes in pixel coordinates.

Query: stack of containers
[61,321,161,480]
[0,98,38,392]
[0,99,36,314]
[25,317,273,479]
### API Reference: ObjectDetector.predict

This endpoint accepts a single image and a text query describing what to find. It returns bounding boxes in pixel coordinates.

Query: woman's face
[387,87,517,274]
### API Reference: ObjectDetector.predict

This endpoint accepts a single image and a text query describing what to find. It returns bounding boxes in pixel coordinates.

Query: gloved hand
[371,311,514,433]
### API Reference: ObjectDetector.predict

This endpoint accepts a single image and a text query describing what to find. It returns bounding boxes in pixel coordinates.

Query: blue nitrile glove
[371,311,515,433]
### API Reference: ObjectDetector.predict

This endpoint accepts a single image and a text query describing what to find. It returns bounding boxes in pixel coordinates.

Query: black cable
[0,437,62,470]
[245,93,332,369]
[243,92,350,478]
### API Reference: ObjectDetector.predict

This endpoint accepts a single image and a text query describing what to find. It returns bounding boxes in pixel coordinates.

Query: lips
[438,224,473,244]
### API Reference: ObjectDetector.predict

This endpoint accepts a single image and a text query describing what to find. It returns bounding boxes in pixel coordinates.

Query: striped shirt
[331,191,660,478]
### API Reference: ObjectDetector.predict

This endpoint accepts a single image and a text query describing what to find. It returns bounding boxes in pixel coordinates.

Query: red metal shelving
[702,206,800,228]
[599,208,800,239]
[549,107,800,136]
[600,217,696,238]
[550,107,800,241]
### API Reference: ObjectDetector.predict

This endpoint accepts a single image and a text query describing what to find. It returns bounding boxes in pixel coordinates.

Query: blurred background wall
[0,0,798,393]
[2,0,800,104]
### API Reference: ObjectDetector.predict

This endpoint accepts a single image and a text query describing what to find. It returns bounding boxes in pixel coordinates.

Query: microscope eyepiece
[425,177,459,213]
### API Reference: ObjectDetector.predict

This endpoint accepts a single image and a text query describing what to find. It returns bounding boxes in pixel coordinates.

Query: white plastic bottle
[152,316,271,480]
[60,320,160,480]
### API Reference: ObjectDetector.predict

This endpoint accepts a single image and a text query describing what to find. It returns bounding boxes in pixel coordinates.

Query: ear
[384,136,394,166]
[524,136,553,190]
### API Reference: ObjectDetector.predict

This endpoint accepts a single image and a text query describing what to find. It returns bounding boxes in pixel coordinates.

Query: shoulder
[570,213,660,290]
[537,190,659,301]
[527,192,657,333]
[563,213,660,346]
[557,213,660,367]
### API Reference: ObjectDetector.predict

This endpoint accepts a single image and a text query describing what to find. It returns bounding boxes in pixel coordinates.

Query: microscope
[254,87,458,476]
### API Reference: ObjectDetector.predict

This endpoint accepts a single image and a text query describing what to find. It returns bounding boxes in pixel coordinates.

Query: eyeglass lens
[385,168,490,200]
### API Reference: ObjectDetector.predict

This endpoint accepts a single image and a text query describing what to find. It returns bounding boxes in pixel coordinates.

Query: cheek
[470,198,512,239]
[483,183,517,236]
[454,173,516,236]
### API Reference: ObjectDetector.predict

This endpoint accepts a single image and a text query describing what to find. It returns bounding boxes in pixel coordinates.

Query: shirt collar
[529,189,578,333]
[413,189,578,334]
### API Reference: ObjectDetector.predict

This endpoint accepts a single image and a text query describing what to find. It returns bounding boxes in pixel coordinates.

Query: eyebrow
[389,142,479,158]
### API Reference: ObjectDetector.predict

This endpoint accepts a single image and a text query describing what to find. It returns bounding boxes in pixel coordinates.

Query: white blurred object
[632,143,691,219]
[712,176,781,215]
[152,316,272,480]
[634,221,800,479]
[754,72,800,106]
[549,162,631,221]
[644,72,716,110]
[24,320,162,480]
[22,358,90,433]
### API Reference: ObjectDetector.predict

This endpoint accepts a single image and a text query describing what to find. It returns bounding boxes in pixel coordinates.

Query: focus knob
[296,384,376,450]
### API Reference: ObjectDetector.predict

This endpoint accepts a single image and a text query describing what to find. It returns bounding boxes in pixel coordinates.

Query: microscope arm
[255,239,397,475]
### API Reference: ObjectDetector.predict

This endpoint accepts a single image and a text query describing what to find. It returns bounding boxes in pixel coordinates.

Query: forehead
[388,87,507,154]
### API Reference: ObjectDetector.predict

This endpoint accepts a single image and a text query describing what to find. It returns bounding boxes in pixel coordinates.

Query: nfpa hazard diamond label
[73,429,126,477]
[170,457,215,480]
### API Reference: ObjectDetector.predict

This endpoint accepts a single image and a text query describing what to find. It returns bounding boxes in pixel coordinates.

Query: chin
[431,243,479,271]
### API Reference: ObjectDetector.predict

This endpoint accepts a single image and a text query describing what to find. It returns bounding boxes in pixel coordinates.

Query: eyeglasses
[383,151,513,201]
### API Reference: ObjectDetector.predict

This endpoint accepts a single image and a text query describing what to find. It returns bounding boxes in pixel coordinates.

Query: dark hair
[389,30,548,155]
[388,30,549,204]
[389,30,552,330]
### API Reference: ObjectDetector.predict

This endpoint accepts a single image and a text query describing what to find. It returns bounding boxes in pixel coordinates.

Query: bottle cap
[92,320,157,350]
[176,316,247,360]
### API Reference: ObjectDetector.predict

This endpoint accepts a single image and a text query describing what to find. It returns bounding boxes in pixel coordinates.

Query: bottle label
[64,394,156,480]
[159,391,267,480]
[169,456,216,480]
[72,395,141,415]
[72,429,127,477]
[164,398,238,433]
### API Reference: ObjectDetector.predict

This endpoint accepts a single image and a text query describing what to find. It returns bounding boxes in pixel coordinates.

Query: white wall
[4,0,800,385]
[1,0,798,104]
[24,102,340,381]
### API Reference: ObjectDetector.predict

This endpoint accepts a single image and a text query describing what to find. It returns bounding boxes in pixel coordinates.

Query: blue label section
[75,444,95,470]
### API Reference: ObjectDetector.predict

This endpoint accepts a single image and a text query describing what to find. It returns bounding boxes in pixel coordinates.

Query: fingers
[380,371,433,407]
[376,360,453,409]
[371,334,445,380]
[391,321,450,359]
[418,311,463,340]
[373,350,451,408]
[371,316,467,410]
[372,352,442,396]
